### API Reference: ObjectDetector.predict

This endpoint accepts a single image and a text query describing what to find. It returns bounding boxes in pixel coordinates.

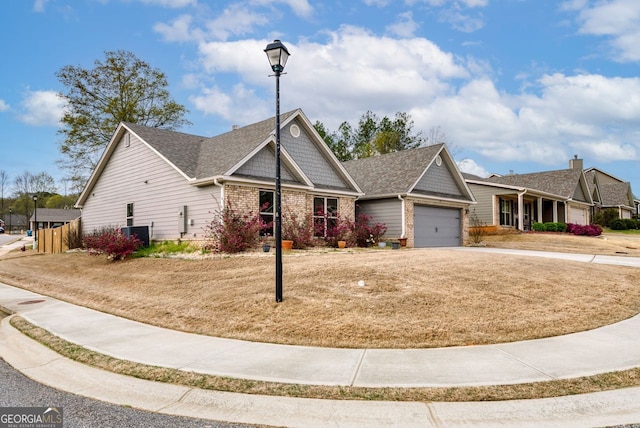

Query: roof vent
[232,125,239,131]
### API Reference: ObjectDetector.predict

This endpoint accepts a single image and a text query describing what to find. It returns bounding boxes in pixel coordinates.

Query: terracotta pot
[337,240,346,249]
[281,240,294,250]
[399,238,408,247]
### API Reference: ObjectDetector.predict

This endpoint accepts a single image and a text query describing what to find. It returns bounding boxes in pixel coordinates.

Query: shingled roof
[600,182,633,207]
[125,110,298,180]
[343,144,444,197]
[484,169,584,199]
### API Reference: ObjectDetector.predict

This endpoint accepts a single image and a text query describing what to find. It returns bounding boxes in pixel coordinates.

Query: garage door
[414,205,461,247]
[568,207,587,225]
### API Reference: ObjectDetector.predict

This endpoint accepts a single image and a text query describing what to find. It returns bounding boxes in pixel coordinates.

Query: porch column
[553,200,558,222]
[518,193,525,231]
[537,197,543,223]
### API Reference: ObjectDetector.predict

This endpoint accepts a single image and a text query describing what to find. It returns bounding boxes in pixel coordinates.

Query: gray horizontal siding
[467,183,515,226]
[356,198,402,239]
[82,132,221,241]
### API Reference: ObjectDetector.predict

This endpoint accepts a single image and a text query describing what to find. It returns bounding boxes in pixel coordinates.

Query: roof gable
[343,144,474,202]
[77,109,362,206]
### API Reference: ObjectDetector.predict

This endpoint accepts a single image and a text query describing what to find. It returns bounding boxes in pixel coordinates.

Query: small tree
[468,210,487,245]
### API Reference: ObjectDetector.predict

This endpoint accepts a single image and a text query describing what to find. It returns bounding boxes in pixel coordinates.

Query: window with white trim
[313,197,338,237]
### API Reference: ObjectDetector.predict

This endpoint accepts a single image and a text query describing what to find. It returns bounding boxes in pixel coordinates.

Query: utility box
[122,226,150,247]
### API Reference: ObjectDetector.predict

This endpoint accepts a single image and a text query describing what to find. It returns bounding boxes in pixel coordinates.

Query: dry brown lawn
[1,232,640,349]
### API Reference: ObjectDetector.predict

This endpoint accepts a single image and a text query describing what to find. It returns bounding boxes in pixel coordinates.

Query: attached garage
[414,205,462,247]
[568,206,588,225]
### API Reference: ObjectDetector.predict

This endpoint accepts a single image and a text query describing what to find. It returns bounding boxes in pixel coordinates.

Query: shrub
[282,213,315,249]
[566,223,603,236]
[322,212,354,248]
[593,208,619,228]
[351,212,387,247]
[532,222,545,232]
[83,226,143,261]
[610,219,627,230]
[555,222,567,233]
[543,222,558,232]
[203,201,265,253]
[624,219,639,230]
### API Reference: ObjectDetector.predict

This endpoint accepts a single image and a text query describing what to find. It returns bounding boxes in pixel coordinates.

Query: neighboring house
[584,167,636,220]
[30,208,82,231]
[76,109,363,242]
[343,144,476,247]
[466,157,593,231]
[1,213,28,233]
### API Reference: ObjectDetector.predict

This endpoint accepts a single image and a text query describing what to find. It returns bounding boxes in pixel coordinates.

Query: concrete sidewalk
[2,244,640,426]
[2,281,640,387]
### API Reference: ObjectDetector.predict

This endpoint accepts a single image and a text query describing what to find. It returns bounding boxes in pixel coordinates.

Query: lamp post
[264,39,290,303]
[33,195,38,247]
[8,208,11,235]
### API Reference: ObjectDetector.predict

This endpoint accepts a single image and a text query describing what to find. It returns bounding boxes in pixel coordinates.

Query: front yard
[1,232,640,349]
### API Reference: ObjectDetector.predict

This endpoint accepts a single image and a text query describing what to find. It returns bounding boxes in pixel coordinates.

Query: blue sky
[1,0,640,196]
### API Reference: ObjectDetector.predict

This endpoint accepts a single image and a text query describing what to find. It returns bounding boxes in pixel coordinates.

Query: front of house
[465,158,593,231]
[344,144,476,247]
[76,109,362,243]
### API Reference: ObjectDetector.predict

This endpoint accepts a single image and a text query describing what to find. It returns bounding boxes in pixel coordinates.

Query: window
[126,203,134,227]
[313,197,338,237]
[259,190,274,236]
[499,199,511,226]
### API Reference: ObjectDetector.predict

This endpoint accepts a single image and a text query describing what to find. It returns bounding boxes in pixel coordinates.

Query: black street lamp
[264,39,290,303]
[33,195,38,242]
[8,208,12,235]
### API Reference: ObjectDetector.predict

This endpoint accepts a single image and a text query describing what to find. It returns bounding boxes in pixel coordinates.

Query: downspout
[398,194,406,238]
[214,178,224,209]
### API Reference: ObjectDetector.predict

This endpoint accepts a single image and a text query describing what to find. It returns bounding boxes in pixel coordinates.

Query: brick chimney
[569,154,583,170]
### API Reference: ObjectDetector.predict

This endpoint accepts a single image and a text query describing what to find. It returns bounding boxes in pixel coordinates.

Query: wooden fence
[36,218,82,254]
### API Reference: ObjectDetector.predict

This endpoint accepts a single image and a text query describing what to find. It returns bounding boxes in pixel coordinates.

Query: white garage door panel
[568,207,587,225]
[414,206,461,247]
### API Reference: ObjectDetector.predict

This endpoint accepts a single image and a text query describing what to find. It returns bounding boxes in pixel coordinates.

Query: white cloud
[386,11,419,38]
[205,4,268,41]
[573,0,640,62]
[19,90,66,127]
[439,7,485,32]
[138,0,197,7]
[154,14,200,42]
[457,158,489,177]
[33,0,49,12]
[189,83,269,123]
[0,100,9,112]
[250,0,313,18]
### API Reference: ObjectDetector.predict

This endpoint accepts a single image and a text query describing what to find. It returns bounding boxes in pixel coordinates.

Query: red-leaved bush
[83,226,143,261]
[565,223,603,236]
[204,201,266,253]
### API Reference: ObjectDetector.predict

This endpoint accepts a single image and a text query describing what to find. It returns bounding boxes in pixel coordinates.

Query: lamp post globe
[264,39,290,303]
